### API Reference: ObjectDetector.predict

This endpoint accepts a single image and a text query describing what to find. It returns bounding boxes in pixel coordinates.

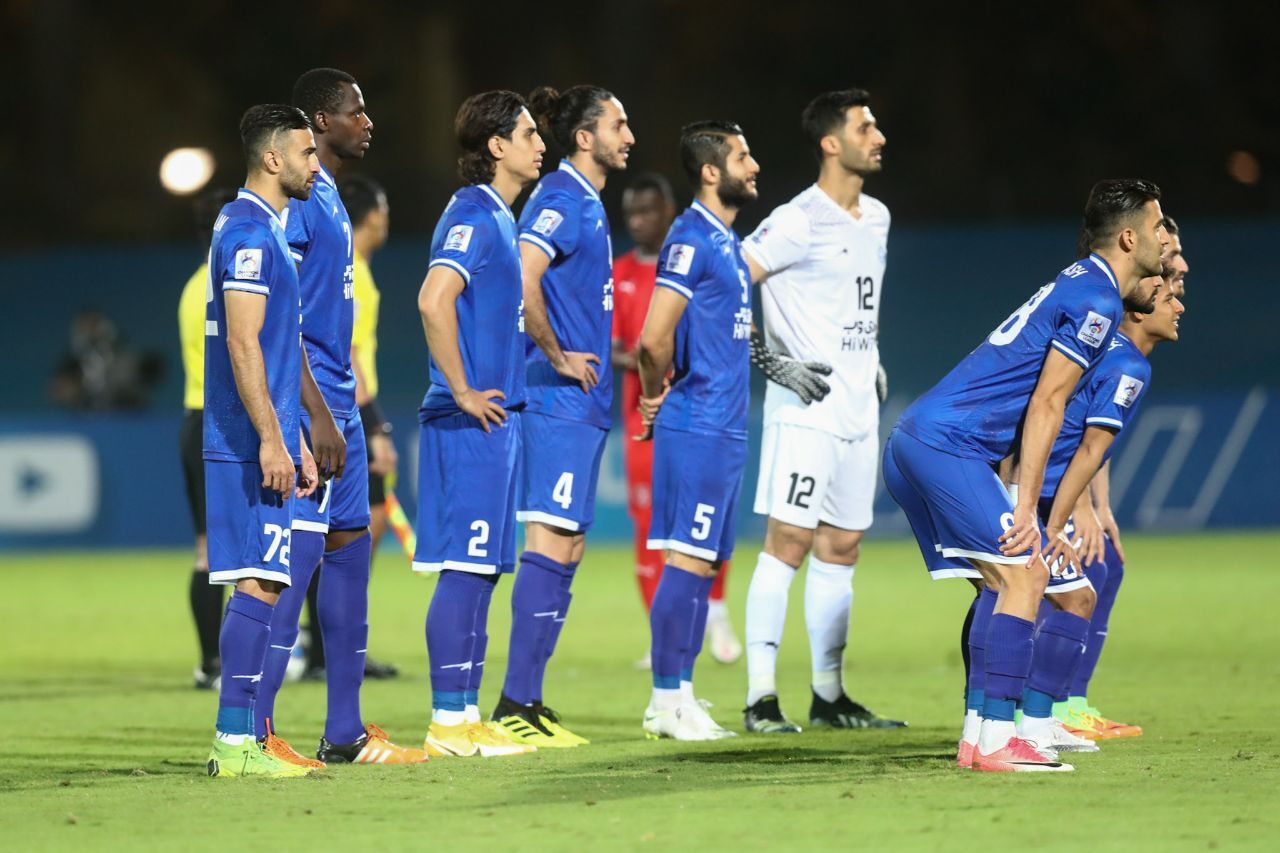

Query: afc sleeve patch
[1076,310,1112,348]
[665,243,696,275]
[1113,374,1145,408]
[531,209,564,237]
[234,248,263,280]
[444,224,474,253]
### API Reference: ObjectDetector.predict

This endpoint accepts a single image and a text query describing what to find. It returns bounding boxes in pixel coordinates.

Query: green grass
[2,534,1279,851]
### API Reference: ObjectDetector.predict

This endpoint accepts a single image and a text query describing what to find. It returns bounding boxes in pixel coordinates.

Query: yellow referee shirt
[351,250,380,400]
[178,263,208,410]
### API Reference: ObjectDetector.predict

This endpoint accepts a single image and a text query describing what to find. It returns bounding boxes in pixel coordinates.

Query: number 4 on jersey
[553,472,574,509]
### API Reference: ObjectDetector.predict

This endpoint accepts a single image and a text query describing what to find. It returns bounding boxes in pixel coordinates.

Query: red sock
[710,559,730,602]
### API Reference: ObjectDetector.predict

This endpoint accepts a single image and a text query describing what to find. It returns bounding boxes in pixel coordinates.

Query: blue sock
[681,575,714,685]
[427,570,488,713]
[649,566,702,690]
[535,560,577,702]
[318,532,371,743]
[216,590,275,736]
[503,552,569,705]
[1072,544,1120,697]
[467,574,498,709]
[1026,609,1091,715]
[254,530,324,738]
[983,613,1035,722]
[967,587,997,713]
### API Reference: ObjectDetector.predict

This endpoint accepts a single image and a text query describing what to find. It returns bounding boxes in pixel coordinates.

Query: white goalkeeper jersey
[744,183,890,440]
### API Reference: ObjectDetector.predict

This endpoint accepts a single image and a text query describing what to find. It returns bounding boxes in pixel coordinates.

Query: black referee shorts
[366,430,387,508]
[179,408,206,535]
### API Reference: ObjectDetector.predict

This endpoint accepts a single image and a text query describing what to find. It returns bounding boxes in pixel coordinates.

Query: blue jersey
[420,184,526,421]
[203,189,302,464]
[653,201,753,439]
[518,161,614,428]
[1043,331,1151,495]
[287,166,356,417]
[898,253,1124,462]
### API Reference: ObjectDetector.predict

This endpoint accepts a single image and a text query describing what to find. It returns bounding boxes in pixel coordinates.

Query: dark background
[4,0,1278,412]
[7,0,1277,246]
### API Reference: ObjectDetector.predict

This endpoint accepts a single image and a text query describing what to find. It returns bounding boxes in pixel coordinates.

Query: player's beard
[592,137,628,173]
[716,173,756,209]
[1123,279,1159,315]
[845,147,882,177]
[282,163,313,201]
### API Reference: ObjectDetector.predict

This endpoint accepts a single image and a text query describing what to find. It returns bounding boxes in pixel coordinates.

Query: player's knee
[813,527,862,565]
[764,521,813,568]
[1064,586,1096,618]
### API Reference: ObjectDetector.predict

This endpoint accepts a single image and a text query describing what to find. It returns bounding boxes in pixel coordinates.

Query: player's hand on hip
[999,503,1042,564]
[457,388,507,433]
[296,443,320,498]
[260,438,296,496]
[876,363,889,404]
[1041,526,1082,577]
[369,433,398,477]
[1098,506,1125,563]
[1073,508,1106,568]
[555,351,601,393]
[310,414,347,480]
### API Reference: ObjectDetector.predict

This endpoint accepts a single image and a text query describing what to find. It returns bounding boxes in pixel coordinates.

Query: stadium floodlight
[160,147,216,196]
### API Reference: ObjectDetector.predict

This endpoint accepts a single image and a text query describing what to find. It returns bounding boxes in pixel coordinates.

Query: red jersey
[611,249,658,437]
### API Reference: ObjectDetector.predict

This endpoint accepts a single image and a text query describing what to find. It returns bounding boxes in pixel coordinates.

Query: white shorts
[753,422,876,531]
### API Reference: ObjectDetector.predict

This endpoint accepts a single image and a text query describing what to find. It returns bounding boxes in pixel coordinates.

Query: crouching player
[204,105,319,778]
[884,179,1167,772]
[1022,218,1187,745]
[415,91,545,758]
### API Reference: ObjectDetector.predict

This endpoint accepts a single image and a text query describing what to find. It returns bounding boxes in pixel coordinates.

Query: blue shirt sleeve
[429,202,492,286]
[1084,357,1151,432]
[654,230,707,300]
[1050,289,1121,370]
[519,189,580,260]
[219,222,278,297]
[284,200,308,264]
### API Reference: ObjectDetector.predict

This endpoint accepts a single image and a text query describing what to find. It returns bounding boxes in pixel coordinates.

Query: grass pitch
[1,533,1278,851]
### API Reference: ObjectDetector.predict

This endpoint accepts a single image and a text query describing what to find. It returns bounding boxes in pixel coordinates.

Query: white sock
[464,704,481,724]
[651,687,682,712]
[978,718,1017,754]
[215,731,248,746]
[961,709,981,745]
[1018,714,1053,739]
[433,708,466,726]
[680,680,696,703]
[745,552,798,705]
[707,598,729,624]
[805,557,854,702]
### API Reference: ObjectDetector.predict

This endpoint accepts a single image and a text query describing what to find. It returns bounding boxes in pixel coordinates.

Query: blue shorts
[883,429,1034,579]
[205,459,295,587]
[516,412,608,533]
[295,412,371,534]
[1037,496,1095,593]
[647,425,746,563]
[413,410,521,575]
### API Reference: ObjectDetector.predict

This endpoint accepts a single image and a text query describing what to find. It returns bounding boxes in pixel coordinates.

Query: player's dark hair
[193,187,237,247]
[455,90,529,184]
[1163,214,1179,237]
[679,120,743,186]
[339,173,386,226]
[1080,178,1162,252]
[527,85,614,155]
[239,104,312,172]
[625,172,675,205]
[801,88,871,161]
[292,67,357,122]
